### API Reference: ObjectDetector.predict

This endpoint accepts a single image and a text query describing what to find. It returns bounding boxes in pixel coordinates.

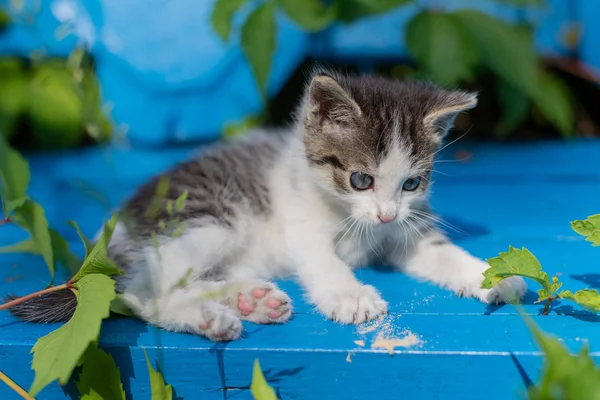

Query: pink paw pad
[266,298,281,308]
[234,284,292,324]
[237,294,256,316]
[198,321,210,330]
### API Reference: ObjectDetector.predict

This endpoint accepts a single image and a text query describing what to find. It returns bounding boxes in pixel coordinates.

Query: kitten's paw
[194,303,243,342]
[316,284,388,324]
[233,281,293,324]
[477,276,527,304]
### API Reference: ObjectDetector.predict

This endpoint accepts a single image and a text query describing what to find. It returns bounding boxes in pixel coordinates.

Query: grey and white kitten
[12,71,527,341]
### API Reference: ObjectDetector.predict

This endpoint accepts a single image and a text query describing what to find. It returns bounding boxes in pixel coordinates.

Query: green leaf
[175,191,188,213]
[29,274,116,396]
[12,200,54,278]
[50,228,82,274]
[337,0,411,22]
[452,9,538,97]
[28,62,84,149]
[524,315,600,399]
[73,213,121,281]
[169,267,194,292]
[110,295,134,317]
[69,220,95,256]
[0,135,30,215]
[211,0,246,41]
[0,9,10,28]
[532,72,574,136]
[482,246,551,292]
[0,229,81,276]
[571,214,600,246]
[496,79,530,135]
[0,237,37,254]
[171,222,187,238]
[280,0,338,32]
[405,11,478,86]
[241,1,277,93]
[559,289,600,312]
[223,114,264,139]
[76,344,126,400]
[0,58,27,140]
[147,176,171,220]
[250,359,277,400]
[144,349,173,400]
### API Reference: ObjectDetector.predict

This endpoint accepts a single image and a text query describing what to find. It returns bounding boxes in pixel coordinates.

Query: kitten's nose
[378,214,396,223]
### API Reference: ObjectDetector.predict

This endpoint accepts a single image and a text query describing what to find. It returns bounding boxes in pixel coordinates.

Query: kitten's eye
[350,172,374,191]
[402,177,421,191]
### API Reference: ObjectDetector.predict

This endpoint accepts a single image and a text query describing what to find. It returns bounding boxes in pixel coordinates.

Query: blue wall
[0,0,593,147]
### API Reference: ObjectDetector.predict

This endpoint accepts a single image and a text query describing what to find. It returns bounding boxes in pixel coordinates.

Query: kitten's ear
[424,91,478,140]
[307,74,362,126]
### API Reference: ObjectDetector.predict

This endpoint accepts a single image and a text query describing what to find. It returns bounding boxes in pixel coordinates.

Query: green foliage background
[0,6,112,150]
[213,0,580,139]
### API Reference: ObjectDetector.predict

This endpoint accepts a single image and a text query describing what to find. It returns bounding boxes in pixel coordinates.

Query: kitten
[10,71,527,341]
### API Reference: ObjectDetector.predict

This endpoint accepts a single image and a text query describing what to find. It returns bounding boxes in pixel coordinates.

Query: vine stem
[0,369,35,400]
[0,283,70,312]
[541,296,558,316]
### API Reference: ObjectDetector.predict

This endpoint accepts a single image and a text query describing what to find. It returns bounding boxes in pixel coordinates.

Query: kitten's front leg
[288,228,387,323]
[390,230,527,303]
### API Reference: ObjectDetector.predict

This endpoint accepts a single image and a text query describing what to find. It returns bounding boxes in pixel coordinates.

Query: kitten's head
[300,71,477,224]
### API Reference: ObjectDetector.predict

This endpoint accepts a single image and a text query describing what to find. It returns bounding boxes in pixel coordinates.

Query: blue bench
[1,140,600,399]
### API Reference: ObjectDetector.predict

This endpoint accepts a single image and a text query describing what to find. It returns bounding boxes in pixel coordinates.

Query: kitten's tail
[5,289,77,323]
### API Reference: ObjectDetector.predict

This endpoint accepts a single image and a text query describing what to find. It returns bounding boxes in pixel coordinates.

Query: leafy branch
[77,344,126,400]
[482,214,600,315]
[210,0,574,137]
[525,314,600,399]
[210,0,409,97]
[405,5,574,137]
[0,135,82,279]
[571,214,600,246]
[145,349,173,400]
[251,359,277,400]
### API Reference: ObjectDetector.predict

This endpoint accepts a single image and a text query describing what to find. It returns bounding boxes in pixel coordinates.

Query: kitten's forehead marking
[376,137,413,196]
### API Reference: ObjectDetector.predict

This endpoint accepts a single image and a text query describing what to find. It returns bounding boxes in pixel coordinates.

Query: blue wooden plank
[3,140,598,243]
[2,140,600,399]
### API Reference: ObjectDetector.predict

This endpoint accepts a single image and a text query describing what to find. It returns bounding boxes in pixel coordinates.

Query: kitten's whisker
[334,217,359,250]
[333,215,353,233]
[408,215,436,236]
[410,210,464,234]
[392,223,402,254]
[433,127,472,157]
[426,169,448,177]
[404,217,424,241]
[434,159,463,164]
[411,209,459,230]
[367,224,383,260]
[396,220,411,261]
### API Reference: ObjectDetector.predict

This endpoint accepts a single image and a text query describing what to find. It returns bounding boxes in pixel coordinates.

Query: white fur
[112,133,526,341]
